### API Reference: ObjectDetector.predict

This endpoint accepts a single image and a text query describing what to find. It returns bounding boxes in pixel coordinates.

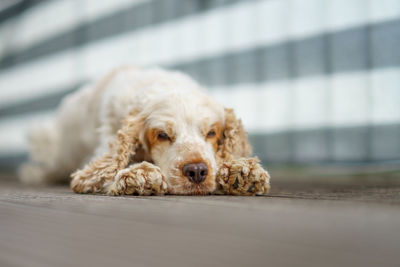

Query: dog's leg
[70,111,157,195]
[105,162,168,195]
[71,159,168,195]
[70,153,116,194]
[215,157,270,196]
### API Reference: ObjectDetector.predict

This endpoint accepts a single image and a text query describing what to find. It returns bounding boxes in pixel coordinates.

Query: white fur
[19,66,225,189]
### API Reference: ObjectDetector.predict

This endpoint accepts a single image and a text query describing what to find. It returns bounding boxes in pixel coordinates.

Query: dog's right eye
[206,130,216,138]
[157,132,170,141]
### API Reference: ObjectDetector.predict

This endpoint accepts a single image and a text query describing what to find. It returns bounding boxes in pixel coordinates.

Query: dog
[19,66,270,195]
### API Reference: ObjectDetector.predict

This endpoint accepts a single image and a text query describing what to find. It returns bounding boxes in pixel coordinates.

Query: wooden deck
[1,180,399,267]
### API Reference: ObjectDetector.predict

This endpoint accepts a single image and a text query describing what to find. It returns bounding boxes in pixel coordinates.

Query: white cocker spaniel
[20,66,270,195]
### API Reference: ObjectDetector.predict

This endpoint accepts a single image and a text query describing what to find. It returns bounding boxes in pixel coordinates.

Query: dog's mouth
[181,183,214,195]
[167,174,216,195]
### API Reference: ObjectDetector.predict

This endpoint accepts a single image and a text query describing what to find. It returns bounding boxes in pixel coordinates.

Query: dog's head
[141,89,224,195]
[116,88,251,195]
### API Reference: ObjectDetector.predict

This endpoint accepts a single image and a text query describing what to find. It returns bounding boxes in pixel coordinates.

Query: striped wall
[0,0,399,173]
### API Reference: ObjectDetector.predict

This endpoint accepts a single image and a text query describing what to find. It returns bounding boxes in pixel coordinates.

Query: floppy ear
[216,108,252,163]
[70,113,144,193]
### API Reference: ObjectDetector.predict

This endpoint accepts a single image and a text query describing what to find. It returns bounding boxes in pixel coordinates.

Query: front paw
[216,157,270,196]
[106,162,168,196]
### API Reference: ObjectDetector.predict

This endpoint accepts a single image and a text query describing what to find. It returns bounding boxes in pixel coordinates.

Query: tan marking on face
[205,121,223,152]
[145,124,175,153]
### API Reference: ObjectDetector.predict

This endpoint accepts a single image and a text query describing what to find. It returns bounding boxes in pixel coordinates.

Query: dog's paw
[216,157,270,196]
[106,162,168,196]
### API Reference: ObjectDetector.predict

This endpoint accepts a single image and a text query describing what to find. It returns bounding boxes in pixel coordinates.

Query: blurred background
[0,0,399,180]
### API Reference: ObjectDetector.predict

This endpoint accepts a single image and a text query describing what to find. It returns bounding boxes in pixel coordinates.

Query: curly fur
[19,66,270,195]
[70,111,143,193]
[216,108,252,163]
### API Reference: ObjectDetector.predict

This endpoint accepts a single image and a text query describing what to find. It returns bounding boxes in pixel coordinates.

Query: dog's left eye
[157,132,170,141]
[206,130,216,138]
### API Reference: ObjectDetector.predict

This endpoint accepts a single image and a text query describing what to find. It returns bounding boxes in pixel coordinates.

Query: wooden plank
[0,182,399,267]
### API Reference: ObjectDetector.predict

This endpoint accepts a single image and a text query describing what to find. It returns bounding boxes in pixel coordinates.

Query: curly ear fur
[216,108,252,163]
[70,113,144,193]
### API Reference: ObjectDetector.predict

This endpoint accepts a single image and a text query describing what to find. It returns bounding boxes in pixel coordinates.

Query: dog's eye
[206,130,216,138]
[157,132,170,141]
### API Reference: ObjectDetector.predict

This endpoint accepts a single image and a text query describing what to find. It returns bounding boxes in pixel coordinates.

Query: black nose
[182,163,208,184]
